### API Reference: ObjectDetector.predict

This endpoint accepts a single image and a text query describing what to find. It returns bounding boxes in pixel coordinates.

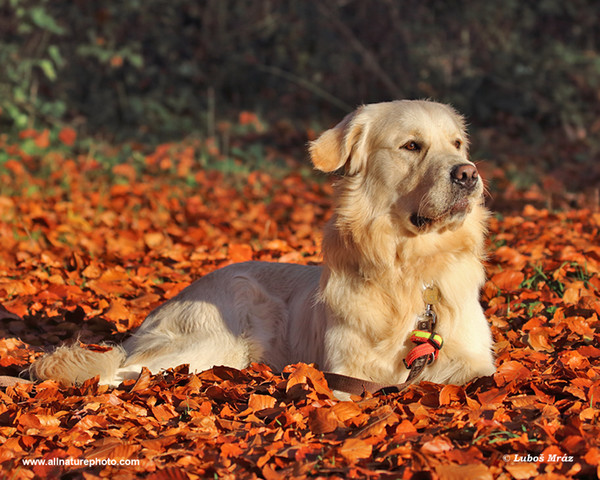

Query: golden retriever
[31,100,496,390]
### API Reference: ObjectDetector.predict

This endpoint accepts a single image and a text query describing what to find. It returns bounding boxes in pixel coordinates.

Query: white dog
[31,100,496,390]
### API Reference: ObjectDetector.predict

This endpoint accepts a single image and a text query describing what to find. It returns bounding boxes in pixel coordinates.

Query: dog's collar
[403,283,443,370]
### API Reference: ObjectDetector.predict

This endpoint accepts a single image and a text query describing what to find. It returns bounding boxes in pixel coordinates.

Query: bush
[0,0,599,146]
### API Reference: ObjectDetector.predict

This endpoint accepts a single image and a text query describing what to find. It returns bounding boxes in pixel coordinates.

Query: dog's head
[310,100,483,234]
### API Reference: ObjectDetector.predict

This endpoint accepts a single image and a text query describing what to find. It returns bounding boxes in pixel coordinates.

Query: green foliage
[521,264,565,296]
[0,0,599,147]
[520,261,595,297]
[0,0,67,128]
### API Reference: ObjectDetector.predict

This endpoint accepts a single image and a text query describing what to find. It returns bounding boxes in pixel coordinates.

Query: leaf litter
[0,131,599,479]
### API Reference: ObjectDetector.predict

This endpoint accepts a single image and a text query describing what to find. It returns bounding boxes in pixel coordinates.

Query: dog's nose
[451,164,478,190]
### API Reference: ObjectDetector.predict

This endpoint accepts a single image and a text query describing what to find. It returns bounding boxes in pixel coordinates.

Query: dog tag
[423,284,441,305]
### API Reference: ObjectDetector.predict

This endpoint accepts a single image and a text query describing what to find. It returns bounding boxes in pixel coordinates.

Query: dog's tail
[30,344,126,387]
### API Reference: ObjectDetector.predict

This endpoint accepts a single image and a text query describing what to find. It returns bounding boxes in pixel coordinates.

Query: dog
[31,100,496,391]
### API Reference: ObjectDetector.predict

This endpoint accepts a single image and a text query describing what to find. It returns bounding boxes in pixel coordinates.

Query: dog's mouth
[410,213,434,228]
[410,197,471,229]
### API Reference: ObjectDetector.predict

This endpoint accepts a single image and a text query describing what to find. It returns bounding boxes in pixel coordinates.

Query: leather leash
[323,284,442,396]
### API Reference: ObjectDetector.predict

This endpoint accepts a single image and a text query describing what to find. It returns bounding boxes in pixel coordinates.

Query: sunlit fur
[31,100,496,389]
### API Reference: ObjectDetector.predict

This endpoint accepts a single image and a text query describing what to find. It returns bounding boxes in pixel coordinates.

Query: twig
[252,63,353,113]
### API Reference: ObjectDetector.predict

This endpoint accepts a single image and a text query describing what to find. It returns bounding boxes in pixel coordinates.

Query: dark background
[1,0,600,193]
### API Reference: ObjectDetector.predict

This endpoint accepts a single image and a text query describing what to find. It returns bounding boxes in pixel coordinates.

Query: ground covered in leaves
[0,127,599,479]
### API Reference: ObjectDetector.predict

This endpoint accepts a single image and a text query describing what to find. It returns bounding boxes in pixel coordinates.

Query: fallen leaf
[308,407,339,434]
[435,464,493,480]
[505,463,539,479]
[421,437,453,455]
[228,243,253,262]
[248,394,277,412]
[491,270,525,291]
[339,438,372,463]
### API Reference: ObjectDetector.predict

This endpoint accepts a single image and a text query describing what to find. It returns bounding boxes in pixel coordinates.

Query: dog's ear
[309,107,366,174]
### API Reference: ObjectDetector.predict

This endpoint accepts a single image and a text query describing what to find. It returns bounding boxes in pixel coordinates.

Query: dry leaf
[339,438,372,463]
[435,464,493,480]
[308,407,339,434]
[491,270,525,291]
[3,123,600,479]
[248,393,277,412]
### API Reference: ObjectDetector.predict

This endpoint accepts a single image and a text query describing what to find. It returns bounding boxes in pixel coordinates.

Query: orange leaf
[72,415,109,431]
[151,403,178,422]
[228,243,253,262]
[239,111,259,126]
[491,270,524,291]
[505,463,539,479]
[82,343,113,353]
[477,387,508,408]
[3,159,26,176]
[395,419,418,435]
[339,438,372,463]
[527,329,554,352]
[562,287,581,305]
[331,401,362,422]
[17,413,61,433]
[130,367,152,392]
[34,129,50,149]
[285,363,333,398]
[103,299,130,322]
[146,468,190,480]
[19,128,38,139]
[494,361,531,386]
[439,384,464,405]
[359,405,398,438]
[434,464,493,480]
[494,245,528,269]
[580,407,595,421]
[261,464,284,480]
[112,163,137,182]
[221,442,244,458]
[189,416,218,438]
[530,383,555,404]
[560,350,590,371]
[308,407,339,434]
[584,447,600,466]
[248,393,276,412]
[81,263,102,279]
[86,438,140,461]
[144,231,165,249]
[58,127,77,146]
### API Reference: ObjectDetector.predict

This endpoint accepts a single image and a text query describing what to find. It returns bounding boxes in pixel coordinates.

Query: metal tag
[423,284,441,305]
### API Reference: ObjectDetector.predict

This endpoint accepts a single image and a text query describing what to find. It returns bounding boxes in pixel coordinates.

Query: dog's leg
[426,302,496,385]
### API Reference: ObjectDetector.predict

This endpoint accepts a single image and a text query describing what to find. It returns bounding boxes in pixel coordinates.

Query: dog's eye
[403,141,421,152]
[454,140,462,150]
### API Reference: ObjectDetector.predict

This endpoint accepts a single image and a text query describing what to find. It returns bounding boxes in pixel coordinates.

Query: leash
[323,284,444,396]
